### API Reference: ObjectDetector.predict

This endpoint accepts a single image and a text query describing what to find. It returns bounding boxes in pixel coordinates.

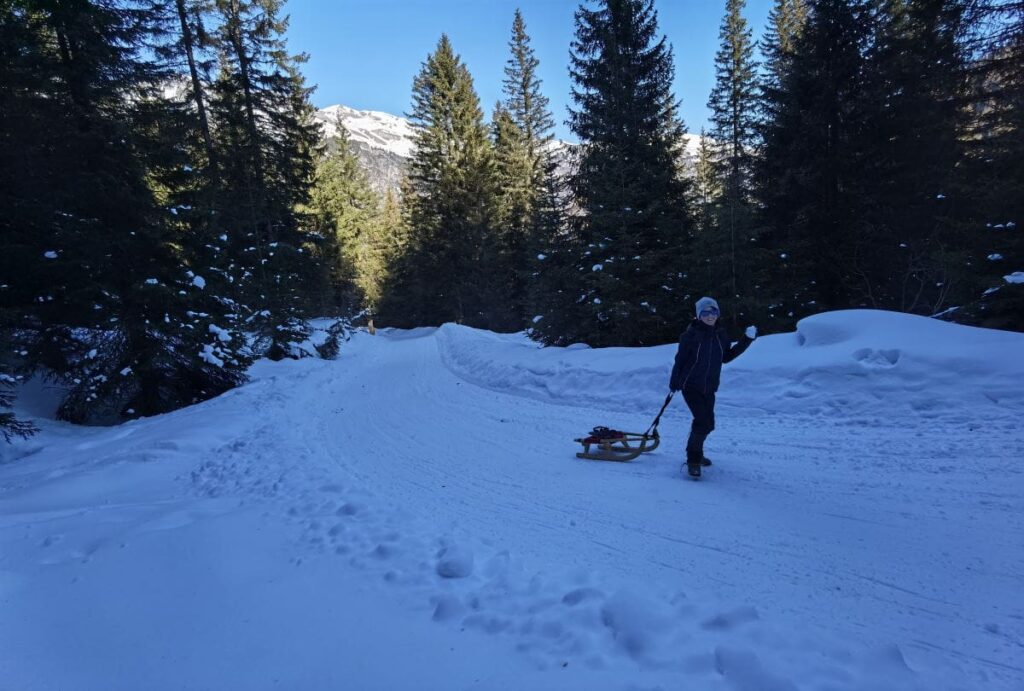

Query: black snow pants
[682,389,716,463]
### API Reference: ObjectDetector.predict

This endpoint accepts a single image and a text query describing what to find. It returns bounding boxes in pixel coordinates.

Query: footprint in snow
[336,502,364,517]
[562,587,604,606]
[432,594,466,621]
[701,605,760,631]
[435,544,474,579]
[370,543,399,560]
[714,645,799,691]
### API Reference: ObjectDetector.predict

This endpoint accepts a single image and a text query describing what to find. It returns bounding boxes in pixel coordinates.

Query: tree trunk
[175,0,217,174]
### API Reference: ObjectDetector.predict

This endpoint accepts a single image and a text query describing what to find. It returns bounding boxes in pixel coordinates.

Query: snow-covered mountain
[314,103,702,196]
[316,104,416,159]
[314,104,415,195]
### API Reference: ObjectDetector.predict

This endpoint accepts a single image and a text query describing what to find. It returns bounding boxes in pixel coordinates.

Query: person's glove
[745,325,757,339]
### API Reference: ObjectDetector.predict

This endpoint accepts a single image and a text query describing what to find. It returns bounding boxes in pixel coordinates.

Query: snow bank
[3,311,1021,690]
[437,310,1024,425]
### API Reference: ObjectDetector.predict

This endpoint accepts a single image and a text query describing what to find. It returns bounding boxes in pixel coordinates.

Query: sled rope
[644,392,674,437]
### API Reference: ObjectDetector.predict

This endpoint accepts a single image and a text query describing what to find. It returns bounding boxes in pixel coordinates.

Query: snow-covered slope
[2,311,1022,690]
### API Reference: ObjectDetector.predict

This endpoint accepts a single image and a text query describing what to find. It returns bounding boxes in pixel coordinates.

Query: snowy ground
[1,310,1022,691]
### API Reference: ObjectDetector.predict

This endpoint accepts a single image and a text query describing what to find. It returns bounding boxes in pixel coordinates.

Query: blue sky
[285,0,774,142]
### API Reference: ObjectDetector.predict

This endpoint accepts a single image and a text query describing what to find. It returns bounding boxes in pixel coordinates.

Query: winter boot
[686,462,702,479]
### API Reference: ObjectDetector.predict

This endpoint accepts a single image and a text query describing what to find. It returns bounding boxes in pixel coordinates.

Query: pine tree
[209,0,327,357]
[854,0,968,314]
[557,0,695,346]
[388,35,497,328]
[503,10,557,175]
[374,187,408,327]
[957,1,1024,329]
[691,128,731,302]
[498,9,561,332]
[705,0,760,322]
[491,103,535,330]
[693,129,719,236]
[0,372,36,443]
[760,0,808,105]
[757,0,872,321]
[308,121,388,316]
[0,0,250,424]
[753,0,808,325]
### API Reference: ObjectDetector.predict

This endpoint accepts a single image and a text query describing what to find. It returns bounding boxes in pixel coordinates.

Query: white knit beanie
[695,296,720,318]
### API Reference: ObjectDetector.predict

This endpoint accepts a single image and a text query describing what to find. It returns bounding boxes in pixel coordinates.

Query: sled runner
[574,393,673,462]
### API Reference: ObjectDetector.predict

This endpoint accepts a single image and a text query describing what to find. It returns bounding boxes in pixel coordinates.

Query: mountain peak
[315,104,416,159]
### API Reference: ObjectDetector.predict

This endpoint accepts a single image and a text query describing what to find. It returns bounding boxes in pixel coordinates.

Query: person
[668,297,756,479]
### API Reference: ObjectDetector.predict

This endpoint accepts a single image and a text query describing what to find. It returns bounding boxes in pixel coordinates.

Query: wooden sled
[575,428,661,462]
[574,392,674,462]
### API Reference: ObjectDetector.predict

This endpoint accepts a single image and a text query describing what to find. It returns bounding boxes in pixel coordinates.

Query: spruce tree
[498,10,561,332]
[705,0,761,322]
[503,10,557,174]
[690,128,728,302]
[957,1,1024,329]
[309,121,388,316]
[209,0,327,357]
[388,35,497,328]
[757,0,872,321]
[0,0,250,424]
[523,150,572,344]
[0,373,36,443]
[693,129,719,237]
[760,0,808,105]
[855,0,968,314]
[491,103,535,330]
[753,0,808,325]
[558,0,695,347]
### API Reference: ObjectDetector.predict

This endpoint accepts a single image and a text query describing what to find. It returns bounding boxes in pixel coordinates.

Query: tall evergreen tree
[0,372,36,443]
[0,0,249,424]
[209,0,327,357]
[498,9,561,331]
[550,0,694,347]
[491,103,535,330]
[524,152,572,343]
[704,0,760,320]
[957,0,1024,329]
[503,9,557,176]
[308,121,389,317]
[760,0,809,104]
[757,0,872,321]
[384,35,497,328]
[854,0,968,314]
[693,129,719,236]
[753,0,808,324]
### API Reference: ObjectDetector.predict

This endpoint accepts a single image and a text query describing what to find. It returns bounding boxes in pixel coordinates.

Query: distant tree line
[2,0,1021,439]
[375,0,1022,345]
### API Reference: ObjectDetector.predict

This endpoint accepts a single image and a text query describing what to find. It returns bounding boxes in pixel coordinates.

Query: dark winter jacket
[669,320,752,394]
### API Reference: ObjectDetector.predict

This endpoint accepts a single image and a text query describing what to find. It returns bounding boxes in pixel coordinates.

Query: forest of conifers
[1,0,1021,435]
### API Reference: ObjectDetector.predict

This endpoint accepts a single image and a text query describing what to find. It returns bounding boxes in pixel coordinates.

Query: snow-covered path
[2,313,1023,690]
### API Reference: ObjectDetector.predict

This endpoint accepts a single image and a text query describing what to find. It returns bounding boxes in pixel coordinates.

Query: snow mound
[436,310,1024,425]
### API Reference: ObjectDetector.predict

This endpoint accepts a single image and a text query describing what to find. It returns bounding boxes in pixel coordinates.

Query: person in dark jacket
[668,296,756,478]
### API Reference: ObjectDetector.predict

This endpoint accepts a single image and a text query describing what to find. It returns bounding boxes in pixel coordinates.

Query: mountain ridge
[314,103,701,196]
